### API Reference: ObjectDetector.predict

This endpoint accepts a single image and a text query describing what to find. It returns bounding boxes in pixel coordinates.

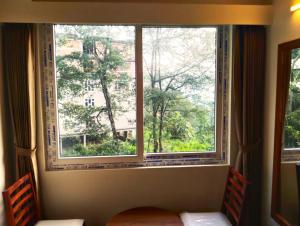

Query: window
[283,48,300,156]
[43,24,230,169]
[85,80,94,91]
[85,98,95,107]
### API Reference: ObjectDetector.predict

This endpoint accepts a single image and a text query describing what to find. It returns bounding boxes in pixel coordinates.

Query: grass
[145,139,214,153]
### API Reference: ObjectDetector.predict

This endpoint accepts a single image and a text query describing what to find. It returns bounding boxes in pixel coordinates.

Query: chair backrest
[2,173,40,226]
[221,166,249,226]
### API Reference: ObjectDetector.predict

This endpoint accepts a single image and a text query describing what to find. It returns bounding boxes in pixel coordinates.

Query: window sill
[47,152,226,171]
[282,148,300,162]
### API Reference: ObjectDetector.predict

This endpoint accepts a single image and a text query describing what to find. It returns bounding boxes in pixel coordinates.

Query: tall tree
[143,27,216,152]
[56,25,134,141]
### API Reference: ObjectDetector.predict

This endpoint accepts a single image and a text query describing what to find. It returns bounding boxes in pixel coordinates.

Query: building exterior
[55,36,137,147]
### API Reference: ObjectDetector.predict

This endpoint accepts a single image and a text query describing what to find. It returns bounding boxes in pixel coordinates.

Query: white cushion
[34,219,84,226]
[180,212,232,226]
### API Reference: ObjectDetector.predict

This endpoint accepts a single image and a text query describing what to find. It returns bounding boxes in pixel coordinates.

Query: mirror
[272,39,300,226]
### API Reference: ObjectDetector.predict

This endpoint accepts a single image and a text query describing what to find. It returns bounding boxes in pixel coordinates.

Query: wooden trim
[31,0,272,4]
[135,25,144,162]
[216,26,223,160]
[273,213,292,226]
[271,38,300,226]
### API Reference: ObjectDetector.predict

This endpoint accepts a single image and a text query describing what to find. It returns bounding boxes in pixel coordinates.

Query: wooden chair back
[2,173,40,226]
[222,166,249,226]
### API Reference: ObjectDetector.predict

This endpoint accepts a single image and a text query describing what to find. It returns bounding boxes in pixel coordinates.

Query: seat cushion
[34,219,84,226]
[180,212,232,226]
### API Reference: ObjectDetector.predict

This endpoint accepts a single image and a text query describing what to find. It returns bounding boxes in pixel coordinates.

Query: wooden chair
[2,173,85,226]
[180,166,249,226]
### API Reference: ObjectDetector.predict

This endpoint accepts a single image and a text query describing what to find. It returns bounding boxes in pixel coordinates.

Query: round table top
[106,207,183,226]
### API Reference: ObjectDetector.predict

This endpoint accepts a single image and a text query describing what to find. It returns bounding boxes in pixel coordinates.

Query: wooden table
[106,207,183,226]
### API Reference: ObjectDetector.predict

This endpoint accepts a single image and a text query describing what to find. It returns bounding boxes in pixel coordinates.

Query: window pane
[54,25,137,157]
[143,27,217,153]
[284,48,300,149]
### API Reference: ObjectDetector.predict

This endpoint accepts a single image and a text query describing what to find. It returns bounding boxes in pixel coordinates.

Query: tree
[143,27,216,152]
[284,48,300,147]
[56,25,134,143]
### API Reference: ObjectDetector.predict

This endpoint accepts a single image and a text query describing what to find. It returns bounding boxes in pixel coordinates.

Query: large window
[42,24,230,168]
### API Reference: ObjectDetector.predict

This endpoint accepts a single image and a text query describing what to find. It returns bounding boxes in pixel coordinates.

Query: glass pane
[54,25,137,157]
[284,48,300,149]
[143,27,217,153]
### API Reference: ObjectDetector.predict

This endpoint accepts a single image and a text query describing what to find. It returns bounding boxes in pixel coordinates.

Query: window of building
[85,98,95,107]
[85,80,95,91]
[283,48,300,159]
[43,24,231,169]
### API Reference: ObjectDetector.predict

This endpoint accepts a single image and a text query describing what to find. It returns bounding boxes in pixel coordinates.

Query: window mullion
[135,25,144,160]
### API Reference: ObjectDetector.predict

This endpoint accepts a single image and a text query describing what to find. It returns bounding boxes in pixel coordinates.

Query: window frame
[40,24,231,169]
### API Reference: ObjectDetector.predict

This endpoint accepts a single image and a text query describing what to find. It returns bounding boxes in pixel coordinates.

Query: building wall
[263,0,300,225]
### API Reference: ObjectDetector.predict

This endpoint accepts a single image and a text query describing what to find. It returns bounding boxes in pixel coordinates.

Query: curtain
[2,24,38,185]
[233,26,266,226]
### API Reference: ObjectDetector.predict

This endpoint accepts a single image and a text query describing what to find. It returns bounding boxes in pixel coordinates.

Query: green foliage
[61,136,81,148]
[62,140,136,157]
[144,137,213,153]
[284,48,300,148]
[165,112,194,140]
[285,110,300,147]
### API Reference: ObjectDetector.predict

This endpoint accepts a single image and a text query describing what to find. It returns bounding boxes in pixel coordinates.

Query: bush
[62,139,136,157]
[165,112,194,140]
[62,136,81,148]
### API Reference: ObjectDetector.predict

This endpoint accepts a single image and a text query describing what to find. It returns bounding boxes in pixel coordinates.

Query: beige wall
[0,0,272,25]
[38,165,228,226]
[280,163,299,226]
[263,0,300,225]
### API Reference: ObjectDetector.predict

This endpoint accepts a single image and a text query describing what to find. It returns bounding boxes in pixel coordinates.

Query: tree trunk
[158,106,164,152]
[152,108,158,152]
[100,76,118,140]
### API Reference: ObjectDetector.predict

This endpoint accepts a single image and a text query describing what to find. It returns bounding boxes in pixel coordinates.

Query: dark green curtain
[2,23,38,184]
[233,26,266,226]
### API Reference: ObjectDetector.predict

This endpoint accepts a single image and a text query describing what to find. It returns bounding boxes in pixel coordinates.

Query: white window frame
[40,24,231,169]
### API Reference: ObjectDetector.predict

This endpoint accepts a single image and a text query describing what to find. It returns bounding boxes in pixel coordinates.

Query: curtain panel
[233,26,266,226]
[2,24,38,185]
